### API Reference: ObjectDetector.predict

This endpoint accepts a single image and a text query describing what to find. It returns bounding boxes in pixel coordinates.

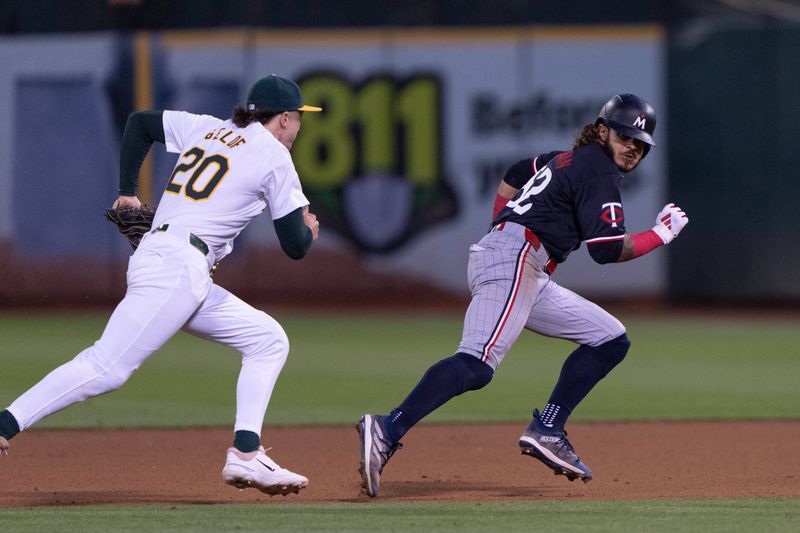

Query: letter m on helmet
[633,114,647,130]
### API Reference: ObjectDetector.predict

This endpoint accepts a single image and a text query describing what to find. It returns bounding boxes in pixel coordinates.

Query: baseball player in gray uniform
[0,75,320,496]
[358,94,689,497]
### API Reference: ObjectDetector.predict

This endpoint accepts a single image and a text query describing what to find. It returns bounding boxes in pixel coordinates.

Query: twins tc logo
[633,114,647,130]
[601,202,624,228]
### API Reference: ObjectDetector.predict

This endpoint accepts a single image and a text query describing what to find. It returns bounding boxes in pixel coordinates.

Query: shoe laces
[234,445,280,466]
[385,441,403,460]
[257,447,282,465]
[533,420,579,457]
[551,432,580,459]
[376,433,403,461]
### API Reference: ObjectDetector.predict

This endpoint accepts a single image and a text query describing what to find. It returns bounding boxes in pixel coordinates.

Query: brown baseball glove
[104,205,155,250]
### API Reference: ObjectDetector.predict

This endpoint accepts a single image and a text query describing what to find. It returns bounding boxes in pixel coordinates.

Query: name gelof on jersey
[204,127,247,149]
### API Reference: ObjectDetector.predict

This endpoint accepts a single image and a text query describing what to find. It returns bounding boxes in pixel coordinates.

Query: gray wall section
[13,77,121,259]
[2,23,800,304]
[669,25,800,302]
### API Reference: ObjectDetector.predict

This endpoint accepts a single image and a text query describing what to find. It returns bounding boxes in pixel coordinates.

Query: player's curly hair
[231,105,280,128]
[573,123,603,148]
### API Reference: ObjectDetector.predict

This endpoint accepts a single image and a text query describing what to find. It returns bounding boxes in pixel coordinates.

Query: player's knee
[606,332,630,356]
[453,352,494,392]
[77,345,137,392]
[98,360,139,391]
[101,368,135,391]
[593,314,626,347]
[599,332,630,370]
[271,323,290,359]
[247,314,289,363]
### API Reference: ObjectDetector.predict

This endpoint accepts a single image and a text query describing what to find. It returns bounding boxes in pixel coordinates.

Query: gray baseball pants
[457,221,625,370]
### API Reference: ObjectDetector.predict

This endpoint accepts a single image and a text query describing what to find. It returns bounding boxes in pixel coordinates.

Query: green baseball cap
[246,74,322,113]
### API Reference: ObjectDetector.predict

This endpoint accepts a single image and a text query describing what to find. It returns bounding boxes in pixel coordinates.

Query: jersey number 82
[505,166,552,215]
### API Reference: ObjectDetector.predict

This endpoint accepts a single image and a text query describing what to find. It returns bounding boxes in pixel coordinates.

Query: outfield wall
[0,27,666,305]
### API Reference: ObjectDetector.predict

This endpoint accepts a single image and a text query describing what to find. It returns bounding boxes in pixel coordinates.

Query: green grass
[1,311,798,530]
[0,311,798,428]
[1,499,799,532]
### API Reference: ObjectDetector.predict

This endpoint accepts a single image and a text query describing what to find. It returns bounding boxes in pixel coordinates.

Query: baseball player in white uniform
[0,75,320,496]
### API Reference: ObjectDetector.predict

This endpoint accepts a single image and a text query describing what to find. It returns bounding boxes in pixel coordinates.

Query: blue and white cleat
[357,414,403,497]
[519,409,593,483]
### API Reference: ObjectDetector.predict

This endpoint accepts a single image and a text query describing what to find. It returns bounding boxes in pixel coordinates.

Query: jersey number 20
[506,167,552,215]
[166,147,230,201]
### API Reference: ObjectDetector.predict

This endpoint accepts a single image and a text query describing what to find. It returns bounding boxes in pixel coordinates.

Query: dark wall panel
[668,26,800,302]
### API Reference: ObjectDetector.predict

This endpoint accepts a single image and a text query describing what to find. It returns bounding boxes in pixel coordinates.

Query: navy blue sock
[546,333,631,418]
[233,430,260,453]
[539,403,570,430]
[384,353,493,443]
[0,410,20,440]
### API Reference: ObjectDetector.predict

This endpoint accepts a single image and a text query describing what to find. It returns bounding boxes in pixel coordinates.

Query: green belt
[153,224,209,256]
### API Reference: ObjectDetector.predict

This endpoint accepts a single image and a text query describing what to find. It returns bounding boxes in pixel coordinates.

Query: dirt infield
[1,420,798,507]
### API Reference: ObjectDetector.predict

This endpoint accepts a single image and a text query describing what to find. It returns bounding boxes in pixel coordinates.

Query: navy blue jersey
[494,143,626,264]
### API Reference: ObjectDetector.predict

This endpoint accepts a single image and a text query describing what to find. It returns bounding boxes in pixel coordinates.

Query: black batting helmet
[596,94,657,157]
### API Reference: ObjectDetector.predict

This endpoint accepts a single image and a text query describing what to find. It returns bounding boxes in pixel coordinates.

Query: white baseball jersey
[7,108,311,459]
[153,110,309,262]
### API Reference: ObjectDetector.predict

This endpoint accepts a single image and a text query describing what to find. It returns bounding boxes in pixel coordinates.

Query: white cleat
[221,446,308,496]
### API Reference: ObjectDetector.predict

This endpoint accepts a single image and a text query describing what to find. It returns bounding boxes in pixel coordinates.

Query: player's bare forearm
[616,234,636,262]
[493,181,520,219]
[497,181,519,200]
[617,225,679,263]
[302,206,319,240]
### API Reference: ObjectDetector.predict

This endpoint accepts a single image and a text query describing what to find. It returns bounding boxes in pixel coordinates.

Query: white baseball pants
[7,229,288,436]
